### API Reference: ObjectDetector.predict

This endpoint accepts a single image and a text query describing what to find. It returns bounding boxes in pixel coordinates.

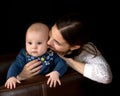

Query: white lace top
[74,42,112,84]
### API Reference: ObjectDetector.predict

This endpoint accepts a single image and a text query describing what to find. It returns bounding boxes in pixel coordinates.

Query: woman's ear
[70,45,80,51]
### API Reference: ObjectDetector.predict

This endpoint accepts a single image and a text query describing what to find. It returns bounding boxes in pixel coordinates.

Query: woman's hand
[46,71,61,88]
[59,55,84,74]
[17,59,42,81]
[58,55,74,66]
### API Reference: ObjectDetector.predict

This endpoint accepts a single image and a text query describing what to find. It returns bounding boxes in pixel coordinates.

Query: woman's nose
[47,39,51,46]
[47,39,52,46]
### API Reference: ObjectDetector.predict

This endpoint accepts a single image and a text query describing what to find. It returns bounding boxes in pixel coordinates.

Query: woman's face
[47,25,71,55]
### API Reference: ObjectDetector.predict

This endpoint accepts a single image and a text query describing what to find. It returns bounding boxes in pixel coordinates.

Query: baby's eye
[37,42,42,45]
[28,42,32,45]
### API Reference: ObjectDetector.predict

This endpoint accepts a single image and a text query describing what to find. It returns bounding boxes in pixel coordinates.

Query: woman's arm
[63,58,85,75]
[60,53,112,84]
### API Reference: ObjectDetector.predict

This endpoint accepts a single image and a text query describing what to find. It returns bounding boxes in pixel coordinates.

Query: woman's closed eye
[54,40,61,46]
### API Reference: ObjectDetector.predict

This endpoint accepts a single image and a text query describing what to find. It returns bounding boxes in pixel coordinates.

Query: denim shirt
[7,48,68,79]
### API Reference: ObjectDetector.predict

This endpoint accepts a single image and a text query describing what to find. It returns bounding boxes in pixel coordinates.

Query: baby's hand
[5,77,21,89]
[46,71,61,88]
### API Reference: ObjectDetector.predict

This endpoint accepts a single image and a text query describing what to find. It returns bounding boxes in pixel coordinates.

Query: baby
[5,22,68,89]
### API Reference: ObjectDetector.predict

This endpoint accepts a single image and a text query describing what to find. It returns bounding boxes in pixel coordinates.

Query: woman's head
[47,13,92,56]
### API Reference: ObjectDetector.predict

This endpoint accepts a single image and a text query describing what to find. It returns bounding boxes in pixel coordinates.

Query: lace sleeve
[83,55,112,84]
[74,43,112,84]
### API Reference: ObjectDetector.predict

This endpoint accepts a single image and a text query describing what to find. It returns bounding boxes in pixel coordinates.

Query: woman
[17,13,112,84]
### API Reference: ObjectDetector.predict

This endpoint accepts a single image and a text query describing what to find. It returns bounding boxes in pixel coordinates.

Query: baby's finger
[49,80,54,88]
[13,82,16,89]
[47,78,51,85]
[57,79,61,86]
[53,80,57,88]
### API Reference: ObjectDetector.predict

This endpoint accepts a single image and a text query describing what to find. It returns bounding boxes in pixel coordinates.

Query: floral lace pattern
[74,43,112,84]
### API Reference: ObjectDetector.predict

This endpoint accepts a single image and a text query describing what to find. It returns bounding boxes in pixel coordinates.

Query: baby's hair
[27,22,49,33]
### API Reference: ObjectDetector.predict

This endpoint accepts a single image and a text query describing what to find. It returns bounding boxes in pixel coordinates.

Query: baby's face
[26,30,48,57]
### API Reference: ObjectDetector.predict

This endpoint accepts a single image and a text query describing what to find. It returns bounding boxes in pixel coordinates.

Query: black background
[5,0,119,95]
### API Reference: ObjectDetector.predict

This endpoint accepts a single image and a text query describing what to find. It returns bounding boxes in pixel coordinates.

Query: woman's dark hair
[55,13,97,57]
